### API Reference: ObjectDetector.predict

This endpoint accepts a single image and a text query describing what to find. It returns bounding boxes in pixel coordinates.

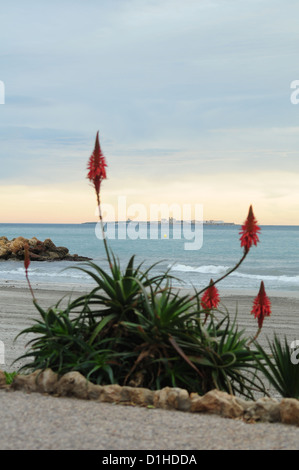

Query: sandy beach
[1,280,299,450]
[1,280,298,373]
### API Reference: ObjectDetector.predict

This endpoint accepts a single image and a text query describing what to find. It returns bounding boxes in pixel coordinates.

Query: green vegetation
[4,371,17,385]
[16,256,267,399]
[253,335,299,399]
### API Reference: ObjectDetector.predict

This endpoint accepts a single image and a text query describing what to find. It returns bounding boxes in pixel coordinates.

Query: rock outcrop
[0,236,91,262]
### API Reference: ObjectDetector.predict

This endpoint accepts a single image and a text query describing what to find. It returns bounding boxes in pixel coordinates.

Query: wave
[170,264,230,274]
[231,272,299,284]
[170,264,299,285]
[0,267,89,280]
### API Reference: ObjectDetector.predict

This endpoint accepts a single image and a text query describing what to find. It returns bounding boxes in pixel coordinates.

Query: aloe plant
[253,334,299,399]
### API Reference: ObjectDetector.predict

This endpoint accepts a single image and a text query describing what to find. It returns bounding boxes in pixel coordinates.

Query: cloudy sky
[1,0,299,224]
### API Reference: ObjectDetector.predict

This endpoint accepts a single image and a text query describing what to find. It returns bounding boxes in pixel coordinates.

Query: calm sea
[0,223,298,294]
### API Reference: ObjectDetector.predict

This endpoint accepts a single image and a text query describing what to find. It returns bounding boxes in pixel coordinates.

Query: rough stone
[190,389,244,419]
[10,369,58,394]
[280,398,299,426]
[0,246,9,259]
[120,386,154,406]
[43,238,57,250]
[47,251,61,260]
[11,370,42,393]
[0,370,7,389]
[55,246,69,256]
[87,383,104,401]
[98,384,123,403]
[0,236,91,262]
[10,237,26,253]
[36,369,59,394]
[28,237,38,248]
[242,397,281,423]
[55,371,91,399]
[154,387,191,411]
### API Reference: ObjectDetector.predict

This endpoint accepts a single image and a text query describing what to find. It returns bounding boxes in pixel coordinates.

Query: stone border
[1,369,298,426]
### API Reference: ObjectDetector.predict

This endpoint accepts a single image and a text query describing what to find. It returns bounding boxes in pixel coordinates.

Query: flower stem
[193,251,248,299]
[247,327,262,347]
[25,271,36,301]
[96,192,113,270]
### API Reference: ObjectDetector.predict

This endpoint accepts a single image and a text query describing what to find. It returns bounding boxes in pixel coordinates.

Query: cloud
[1,1,299,223]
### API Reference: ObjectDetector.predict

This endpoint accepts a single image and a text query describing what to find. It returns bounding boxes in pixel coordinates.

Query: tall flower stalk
[195,205,261,297]
[87,131,112,269]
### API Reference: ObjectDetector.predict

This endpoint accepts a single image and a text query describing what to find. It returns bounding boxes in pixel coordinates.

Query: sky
[1,0,299,224]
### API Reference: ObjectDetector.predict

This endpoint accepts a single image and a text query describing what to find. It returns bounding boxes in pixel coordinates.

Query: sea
[0,223,299,295]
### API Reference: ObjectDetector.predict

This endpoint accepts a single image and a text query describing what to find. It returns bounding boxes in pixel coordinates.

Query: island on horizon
[82,219,235,226]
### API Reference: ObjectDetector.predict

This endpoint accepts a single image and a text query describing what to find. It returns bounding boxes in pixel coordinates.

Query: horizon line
[1,222,299,227]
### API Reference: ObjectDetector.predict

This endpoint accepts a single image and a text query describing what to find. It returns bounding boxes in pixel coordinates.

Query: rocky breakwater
[0,236,91,262]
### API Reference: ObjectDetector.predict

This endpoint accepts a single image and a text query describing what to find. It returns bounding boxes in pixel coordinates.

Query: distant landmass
[83,220,235,226]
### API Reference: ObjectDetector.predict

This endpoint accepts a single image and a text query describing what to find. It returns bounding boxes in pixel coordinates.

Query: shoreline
[1,278,299,298]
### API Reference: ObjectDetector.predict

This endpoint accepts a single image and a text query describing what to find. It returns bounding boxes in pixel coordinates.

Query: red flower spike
[24,243,30,274]
[201,280,220,310]
[239,205,261,254]
[87,131,107,196]
[251,281,271,329]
